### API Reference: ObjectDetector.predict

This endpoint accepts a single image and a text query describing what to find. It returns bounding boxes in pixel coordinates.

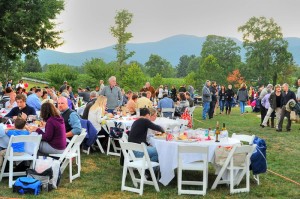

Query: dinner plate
[175,139,197,143]
[154,136,166,140]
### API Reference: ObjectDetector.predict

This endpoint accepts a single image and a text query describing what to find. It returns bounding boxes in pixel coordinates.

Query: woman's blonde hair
[240,83,247,89]
[90,95,107,115]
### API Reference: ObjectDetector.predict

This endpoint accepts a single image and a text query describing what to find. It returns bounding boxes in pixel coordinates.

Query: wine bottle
[222,123,226,131]
[215,121,220,142]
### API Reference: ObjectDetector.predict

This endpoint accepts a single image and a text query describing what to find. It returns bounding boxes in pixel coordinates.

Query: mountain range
[37,35,300,67]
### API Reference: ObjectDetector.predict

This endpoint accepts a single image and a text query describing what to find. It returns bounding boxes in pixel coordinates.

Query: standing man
[202,80,211,120]
[277,83,296,132]
[259,84,273,126]
[57,97,82,137]
[208,81,217,119]
[100,76,122,113]
[99,80,105,94]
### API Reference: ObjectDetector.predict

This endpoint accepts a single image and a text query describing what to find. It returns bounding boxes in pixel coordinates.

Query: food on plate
[177,133,188,140]
[155,133,166,138]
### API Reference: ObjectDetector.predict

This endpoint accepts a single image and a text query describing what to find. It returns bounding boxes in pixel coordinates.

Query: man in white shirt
[297,79,300,102]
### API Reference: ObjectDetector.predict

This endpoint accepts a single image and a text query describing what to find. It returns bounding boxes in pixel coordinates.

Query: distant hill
[37,35,300,66]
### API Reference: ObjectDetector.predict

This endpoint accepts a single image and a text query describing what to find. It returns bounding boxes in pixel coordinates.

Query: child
[0,117,30,167]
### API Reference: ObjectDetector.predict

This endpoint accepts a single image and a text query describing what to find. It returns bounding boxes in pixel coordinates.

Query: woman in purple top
[27,102,66,155]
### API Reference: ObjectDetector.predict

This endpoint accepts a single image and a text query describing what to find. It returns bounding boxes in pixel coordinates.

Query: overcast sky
[54,0,300,52]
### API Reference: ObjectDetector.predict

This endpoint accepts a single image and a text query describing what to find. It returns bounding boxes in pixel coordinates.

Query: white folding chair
[187,106,196,126]
[211,145,256,194]
[161,108,175,118]
[0,135,42,188]
[119,141,160,196]
[50,132,87,183]
[177,145,209,195]
[231,133,259,185]
[103,123,123,156]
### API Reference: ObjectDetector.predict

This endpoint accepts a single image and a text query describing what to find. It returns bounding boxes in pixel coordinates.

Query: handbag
[109,122,124,139]
[13,177,42,195]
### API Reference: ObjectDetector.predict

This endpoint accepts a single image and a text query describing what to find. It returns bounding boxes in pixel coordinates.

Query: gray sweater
[237,88,248,102]
[202,84,212,102]
[100,86,122,109]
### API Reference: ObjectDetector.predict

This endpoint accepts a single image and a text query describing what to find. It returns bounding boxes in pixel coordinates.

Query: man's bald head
[58,96,68,112]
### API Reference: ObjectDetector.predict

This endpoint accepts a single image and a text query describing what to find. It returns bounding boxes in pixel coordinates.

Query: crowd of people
[0,76,197,172]
[202,79,299,132]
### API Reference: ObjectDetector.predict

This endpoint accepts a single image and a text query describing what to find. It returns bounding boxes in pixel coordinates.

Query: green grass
[0,107,300,198]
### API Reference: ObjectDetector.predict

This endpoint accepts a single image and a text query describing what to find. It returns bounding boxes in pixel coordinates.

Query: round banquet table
[149,137,240,186]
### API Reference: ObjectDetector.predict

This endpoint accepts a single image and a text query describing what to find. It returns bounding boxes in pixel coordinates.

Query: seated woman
[88,95,108,135]
[126,93,138,115]
[175,92,189,116]
[26,102,66,155]
[5,92,17,110]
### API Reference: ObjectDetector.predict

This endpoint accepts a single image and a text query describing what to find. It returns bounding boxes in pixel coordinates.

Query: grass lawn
[0,107,299,198]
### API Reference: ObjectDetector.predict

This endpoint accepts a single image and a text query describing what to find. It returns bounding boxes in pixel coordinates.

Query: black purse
[109,122,124,139]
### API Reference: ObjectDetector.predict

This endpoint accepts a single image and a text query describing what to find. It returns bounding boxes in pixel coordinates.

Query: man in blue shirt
[58,97,82,138]
[26,88,42,111]
[157,92,174,118]
[5,94,36,120]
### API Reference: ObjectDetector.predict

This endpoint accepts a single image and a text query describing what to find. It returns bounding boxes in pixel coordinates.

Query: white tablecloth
[149,137,240,186]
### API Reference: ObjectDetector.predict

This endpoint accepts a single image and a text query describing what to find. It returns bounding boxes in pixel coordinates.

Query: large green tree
[199,55,225,84]
[46,64,78,89]
[121,63,146,91]
[176,55,196,77]
[200,35,241,75]
[24,55,42,72]
[238,17,294,85]
[145,54,175,78]
[0,0,64,60]
[110,9,135,66]
[83,58,115,84]
[0,55,23,82]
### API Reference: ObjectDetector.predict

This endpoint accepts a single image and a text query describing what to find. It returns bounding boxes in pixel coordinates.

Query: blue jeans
[134,146,158,162]
[202,102,210,120]
[107,109,115,114]
[219,100,225,112]
[239,101,245,114]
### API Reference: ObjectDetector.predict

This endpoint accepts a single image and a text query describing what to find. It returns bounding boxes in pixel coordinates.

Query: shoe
[287,129,291,132]
[276,129,282,132]
[145,170,152,181]
[261,125,265,128]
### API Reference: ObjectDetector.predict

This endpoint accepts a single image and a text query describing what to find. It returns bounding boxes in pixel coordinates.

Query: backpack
[109,122,124,139]
[294,102,300,115]
[27,156,61,192]
[13,177,42,195]
[250,136,267,175]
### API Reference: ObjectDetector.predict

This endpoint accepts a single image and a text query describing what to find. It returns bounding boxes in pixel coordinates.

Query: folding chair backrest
[120,141,148,163]
[232,133,255,145]
[6,135,42,156]
[161,108,175,118]
[226,145,255,167]
[58,135,78,162]
[187,106,196,115]
[70,132,87,154]
[178,145,209,164]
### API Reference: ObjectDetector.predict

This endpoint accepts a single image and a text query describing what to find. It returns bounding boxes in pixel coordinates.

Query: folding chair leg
[121,166,128,191]
[178,168,182,195]
[0,158,7,181]
[128,168,138,188]
[139,169,145,195]
[107,137,112,155]
[9,160,13,188]
[254,174,260,185]
[149,168,160,192]
[69,158,72,183]
[96,139,105,153]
